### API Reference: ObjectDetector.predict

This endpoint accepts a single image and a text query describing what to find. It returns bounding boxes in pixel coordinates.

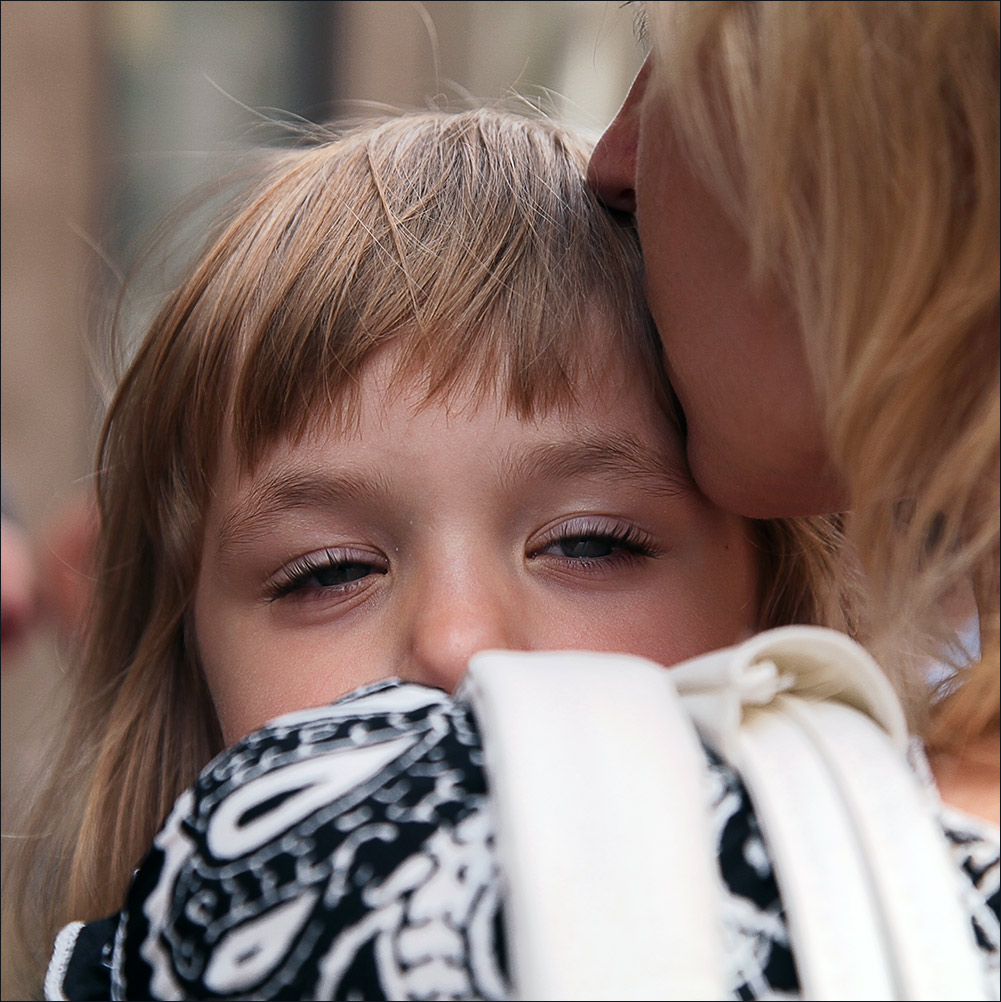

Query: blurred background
[1,2,640,821]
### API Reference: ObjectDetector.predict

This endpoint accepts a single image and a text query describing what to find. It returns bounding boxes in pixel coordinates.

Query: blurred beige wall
[336,0,638,129]
[2,0,102,529]
[2,0,103,818]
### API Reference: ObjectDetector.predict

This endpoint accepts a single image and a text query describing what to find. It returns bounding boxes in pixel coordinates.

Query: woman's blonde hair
[6,107,849,994]
[647,1,1000,741]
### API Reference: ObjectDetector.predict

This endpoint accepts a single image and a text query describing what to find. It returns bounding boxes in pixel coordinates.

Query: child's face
[195,343,759,743]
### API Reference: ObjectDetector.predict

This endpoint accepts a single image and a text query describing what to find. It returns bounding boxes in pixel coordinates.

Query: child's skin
[195,339,760,744]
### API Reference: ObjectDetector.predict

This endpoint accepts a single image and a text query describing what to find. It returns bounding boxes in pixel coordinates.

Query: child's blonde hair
[647,1,1000,742]
[7,108,848,993]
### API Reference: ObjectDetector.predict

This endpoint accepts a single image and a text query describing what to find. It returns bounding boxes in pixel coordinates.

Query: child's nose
[402,574,524,693]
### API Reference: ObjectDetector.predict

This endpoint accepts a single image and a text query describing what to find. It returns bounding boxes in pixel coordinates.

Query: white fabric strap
[738,698,899,998]
[673,626,987,1001]
[787,697,986,1000]
[462,649,727,1002]
[465,628,988,1000]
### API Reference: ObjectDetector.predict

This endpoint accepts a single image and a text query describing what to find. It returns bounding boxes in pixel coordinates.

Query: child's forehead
[213,359,693,531]
[225,334,686,486]
[227,311,679,474]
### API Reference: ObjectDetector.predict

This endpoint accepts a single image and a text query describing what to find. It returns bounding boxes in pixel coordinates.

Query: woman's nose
[587,59,650,214]
[402,573,523,694]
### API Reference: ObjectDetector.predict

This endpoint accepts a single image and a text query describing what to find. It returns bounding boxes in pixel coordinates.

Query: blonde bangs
[164,111,664,475]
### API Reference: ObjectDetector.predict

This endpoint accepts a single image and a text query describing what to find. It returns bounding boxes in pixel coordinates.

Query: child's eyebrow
[215,436,692,554]
[508,436,693,499]
[216,468,393,553]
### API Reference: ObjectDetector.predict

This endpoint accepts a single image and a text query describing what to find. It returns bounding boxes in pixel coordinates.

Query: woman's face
[194,341,759,744]
[588,57,843,519]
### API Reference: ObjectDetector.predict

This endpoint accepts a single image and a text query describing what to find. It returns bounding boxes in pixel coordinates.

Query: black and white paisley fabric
[45,680,1000,1001]
[941,804,1001,992]
[704,747,799,1001]
[49,681,506,1001]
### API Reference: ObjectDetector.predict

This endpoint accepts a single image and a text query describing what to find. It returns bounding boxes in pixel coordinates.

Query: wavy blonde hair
[5,107,850,996]
[647,1,1000,741]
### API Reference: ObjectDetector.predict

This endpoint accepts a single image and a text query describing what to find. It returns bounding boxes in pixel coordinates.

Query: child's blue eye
[266,550,387,601]
[552,535,624,560]
[532,520,658,566]
[309,561,372,587]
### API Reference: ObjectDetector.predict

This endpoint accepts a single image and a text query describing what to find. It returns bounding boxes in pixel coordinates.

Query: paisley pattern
[941,805,1001,993]
[111,682,508,1001]
[45,680,1000,1001]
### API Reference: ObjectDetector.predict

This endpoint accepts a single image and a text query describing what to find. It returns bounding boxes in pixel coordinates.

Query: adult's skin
[588,67,843,520]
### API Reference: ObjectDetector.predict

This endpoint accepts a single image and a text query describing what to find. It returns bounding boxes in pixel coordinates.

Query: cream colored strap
[462,649,726,1002]
[673,626,988,1001]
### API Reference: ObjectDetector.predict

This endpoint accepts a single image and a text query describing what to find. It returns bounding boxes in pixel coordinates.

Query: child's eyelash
[265,549,386,601]
[532,519,660,564]
[265,520,656,602]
